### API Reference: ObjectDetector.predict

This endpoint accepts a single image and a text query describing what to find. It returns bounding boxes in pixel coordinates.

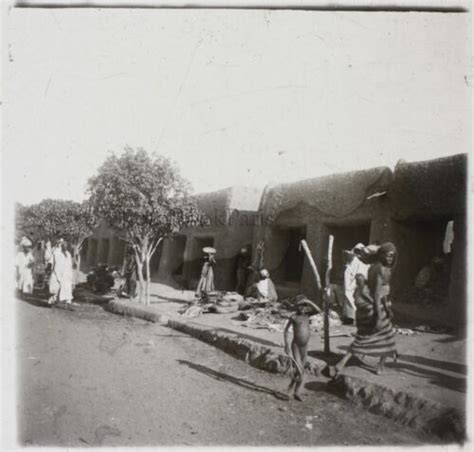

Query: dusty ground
[144,283,467,412]
[18,297,436,447]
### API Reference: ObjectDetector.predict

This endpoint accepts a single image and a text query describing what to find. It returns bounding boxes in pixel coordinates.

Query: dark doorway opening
[171,235,188,276]
[326,223,371,284]
[283,227,306,282]
[88,238,98,266]
[150,241,164,275]
[394,218,453,299]
[99,239,110,264]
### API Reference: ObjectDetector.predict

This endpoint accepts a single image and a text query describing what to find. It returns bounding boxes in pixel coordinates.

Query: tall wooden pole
[324,235,334,354]
[300,240,322,291]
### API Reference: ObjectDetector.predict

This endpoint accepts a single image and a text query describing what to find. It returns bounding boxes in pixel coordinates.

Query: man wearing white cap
[15,237,35,297]
[251,269,278,303]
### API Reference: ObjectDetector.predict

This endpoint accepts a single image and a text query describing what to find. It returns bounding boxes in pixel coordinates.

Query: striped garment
[350,285,397,357]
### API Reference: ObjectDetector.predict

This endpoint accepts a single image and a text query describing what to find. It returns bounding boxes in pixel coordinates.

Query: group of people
[195,245,278,303]
[283,242,398,400]
[15,237,75,309]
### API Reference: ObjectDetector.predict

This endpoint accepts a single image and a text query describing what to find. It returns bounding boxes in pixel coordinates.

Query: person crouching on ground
[249,269,278,303]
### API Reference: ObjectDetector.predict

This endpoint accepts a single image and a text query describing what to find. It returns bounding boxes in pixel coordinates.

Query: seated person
[248,269,278,303]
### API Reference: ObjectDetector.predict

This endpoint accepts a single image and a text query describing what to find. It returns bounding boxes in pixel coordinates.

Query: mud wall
[254,198,393,301]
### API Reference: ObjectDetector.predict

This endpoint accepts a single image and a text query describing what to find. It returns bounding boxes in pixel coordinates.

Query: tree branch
[148,237,163,259]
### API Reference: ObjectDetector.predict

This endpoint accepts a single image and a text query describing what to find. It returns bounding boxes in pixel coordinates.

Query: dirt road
[17,298,433,446]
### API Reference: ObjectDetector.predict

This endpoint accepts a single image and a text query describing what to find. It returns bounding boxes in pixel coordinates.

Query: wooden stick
[297,298,322,314]
[324,235,334,354]
[300,240,322,291]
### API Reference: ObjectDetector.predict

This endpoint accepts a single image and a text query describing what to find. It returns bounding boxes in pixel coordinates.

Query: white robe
[343,256,369,317]
[50,249,73,302]
[16,251,35,294]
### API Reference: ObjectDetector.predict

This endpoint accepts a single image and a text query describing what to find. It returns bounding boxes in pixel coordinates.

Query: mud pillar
[449,216,467,328]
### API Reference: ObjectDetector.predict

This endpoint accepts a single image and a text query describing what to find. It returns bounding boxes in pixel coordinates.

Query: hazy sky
[4,7,471,205]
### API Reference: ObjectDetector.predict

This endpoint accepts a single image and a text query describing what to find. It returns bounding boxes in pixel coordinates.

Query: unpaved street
[18,298,433,447]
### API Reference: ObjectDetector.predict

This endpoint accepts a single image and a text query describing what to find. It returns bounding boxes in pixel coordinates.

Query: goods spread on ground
[178,292,342,334]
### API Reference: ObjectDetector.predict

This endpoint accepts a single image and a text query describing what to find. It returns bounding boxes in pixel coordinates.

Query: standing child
[284,297,319,401]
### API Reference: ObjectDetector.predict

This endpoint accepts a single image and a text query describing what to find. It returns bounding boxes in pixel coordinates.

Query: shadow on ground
[186,323,281,348]
[16,294,51,309]
[329,345,467,394]
[177,359,289,401]
[150,294,190,304]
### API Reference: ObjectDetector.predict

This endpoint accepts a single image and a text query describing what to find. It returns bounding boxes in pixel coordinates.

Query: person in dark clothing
[235,247,252,295]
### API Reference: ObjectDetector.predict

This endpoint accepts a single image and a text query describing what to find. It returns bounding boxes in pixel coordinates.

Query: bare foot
[328,366,339,378]
[294,393,304,402]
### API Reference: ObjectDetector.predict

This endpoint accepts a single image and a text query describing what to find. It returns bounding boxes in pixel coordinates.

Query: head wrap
[20,237,32,247]
[260,269,270,278]
[378,242,397,255]
[378,242,397,266]
[352,243,365,251]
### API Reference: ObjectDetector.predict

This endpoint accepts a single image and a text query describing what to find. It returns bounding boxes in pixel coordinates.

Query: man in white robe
[251,269,278,303]
[49,240,74,308]
[15,237,35,296]
[343,249,369,324]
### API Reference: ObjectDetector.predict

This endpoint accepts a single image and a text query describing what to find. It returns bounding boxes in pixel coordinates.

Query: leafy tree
[15,199,99,276]
[88,147,201,304]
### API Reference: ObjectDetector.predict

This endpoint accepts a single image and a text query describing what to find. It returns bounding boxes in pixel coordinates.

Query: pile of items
[179,291,343,336]
[178,291,244,318]
[235,303,290,332]
[308,310,342,332]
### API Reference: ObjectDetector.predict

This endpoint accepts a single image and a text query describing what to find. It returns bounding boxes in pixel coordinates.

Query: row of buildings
[81,153,467,322]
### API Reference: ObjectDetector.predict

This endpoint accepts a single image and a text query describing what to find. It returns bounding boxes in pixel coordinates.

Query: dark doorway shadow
[177,359,288,400]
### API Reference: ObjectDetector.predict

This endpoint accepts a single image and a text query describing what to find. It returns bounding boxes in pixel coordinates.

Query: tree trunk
[145,256,151,306]
[134,251,145,303]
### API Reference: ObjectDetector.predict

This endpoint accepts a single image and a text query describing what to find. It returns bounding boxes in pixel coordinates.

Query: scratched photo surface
[3,4,471,449]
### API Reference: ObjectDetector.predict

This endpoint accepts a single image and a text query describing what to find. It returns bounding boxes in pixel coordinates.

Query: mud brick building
[253,165,394,299]
[83,154,467,322]
[83,186,262,291]
[155,186,262,290]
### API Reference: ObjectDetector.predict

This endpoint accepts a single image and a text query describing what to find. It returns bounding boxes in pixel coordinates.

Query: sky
[3,7,472,205]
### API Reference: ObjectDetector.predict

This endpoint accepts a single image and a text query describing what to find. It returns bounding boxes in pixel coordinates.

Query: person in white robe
[250,269,278,303]
[342,248,370,324]
[49,240,74,308]
[15,237,35,296]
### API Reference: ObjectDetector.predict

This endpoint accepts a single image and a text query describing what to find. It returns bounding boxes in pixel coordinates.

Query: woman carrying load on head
[330,242,398,376]
[195,247,217,298]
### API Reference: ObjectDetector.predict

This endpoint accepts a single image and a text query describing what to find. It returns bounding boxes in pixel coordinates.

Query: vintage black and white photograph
[1,0,472,449]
